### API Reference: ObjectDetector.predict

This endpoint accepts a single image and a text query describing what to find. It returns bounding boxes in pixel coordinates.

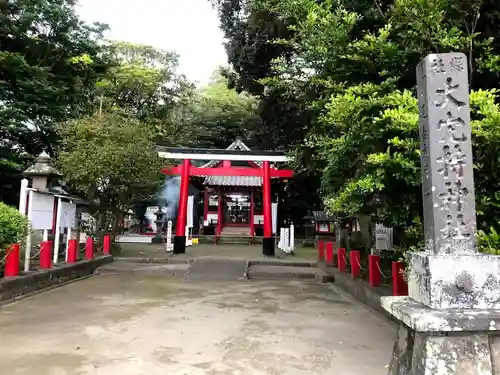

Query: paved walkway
[0,275,395,375]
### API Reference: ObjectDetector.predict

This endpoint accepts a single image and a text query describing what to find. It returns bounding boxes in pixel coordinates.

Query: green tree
[0,0,111,206]
[97,41,195,137]
[171,71,262,148]
[214,0,500,244]
[55,112,164,235]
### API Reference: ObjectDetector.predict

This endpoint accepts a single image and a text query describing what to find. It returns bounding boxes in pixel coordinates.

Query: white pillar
[53,197,62,264]
[290,224,295,252]
[18,178,28,215]
[24,190,33,272]
[165,220,173,252]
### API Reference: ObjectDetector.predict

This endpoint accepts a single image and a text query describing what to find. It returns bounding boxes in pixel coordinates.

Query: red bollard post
[392,261,408,296]
[4,244,20,277]
[67,239,78,263]
[338,248,347,273]
[369,254,381,287]
[318,240,325,261]
[39,241,52,269]
[85,237,94,260]
[325,242,334,265]
[350,250,361,279]
[103,234,111,255]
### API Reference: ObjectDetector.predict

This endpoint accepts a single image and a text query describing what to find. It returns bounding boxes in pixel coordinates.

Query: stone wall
[0,255,113,302]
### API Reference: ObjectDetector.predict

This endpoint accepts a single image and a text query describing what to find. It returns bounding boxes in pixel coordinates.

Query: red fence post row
[67,239,78,263]
[39,241,52,269]
[4,244,20,277]
[368,254,381,287]
[350,250,360,279]
[103,234,111,255]
[317,240,325,261]
[85,237,94,260]
[392,261,408,296]
[325,242,334,265]
[337,248,347,273]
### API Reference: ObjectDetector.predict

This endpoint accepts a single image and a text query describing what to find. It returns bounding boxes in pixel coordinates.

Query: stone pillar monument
[382,53,500,374]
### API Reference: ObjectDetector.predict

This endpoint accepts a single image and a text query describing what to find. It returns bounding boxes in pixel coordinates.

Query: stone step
[248,259,316,268]
[247,265,333,283]
[98,261,190,277]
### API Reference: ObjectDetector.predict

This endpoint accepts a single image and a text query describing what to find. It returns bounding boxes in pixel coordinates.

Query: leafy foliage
[0,202,28,250]
[0,0,111,206]
[478,223,500,254]
[214,0,500,246]
[55,112,164,233]
[169,72,262,148]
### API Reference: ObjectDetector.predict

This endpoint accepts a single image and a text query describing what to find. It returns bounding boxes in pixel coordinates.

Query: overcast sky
[76,0,228,86]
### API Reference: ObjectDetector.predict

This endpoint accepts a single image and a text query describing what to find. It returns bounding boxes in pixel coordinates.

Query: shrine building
[159,139,294,256]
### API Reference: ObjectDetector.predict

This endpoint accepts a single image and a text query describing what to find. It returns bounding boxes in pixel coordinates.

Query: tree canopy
[213,0,500,247]
[0,0,111,205]
[55,112,164,233]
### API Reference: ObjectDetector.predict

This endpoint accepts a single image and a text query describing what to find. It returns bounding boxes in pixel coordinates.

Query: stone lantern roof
[23,151,62,178]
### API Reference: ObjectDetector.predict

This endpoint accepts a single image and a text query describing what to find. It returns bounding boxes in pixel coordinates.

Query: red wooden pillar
[369,254,382,287]
[350,250,361,278]
[392,261,408,296]
[250,190,255,238]
[217,188,223,236]
[174,159,190,254]
[262,160,274,256]
[4,244,20,277]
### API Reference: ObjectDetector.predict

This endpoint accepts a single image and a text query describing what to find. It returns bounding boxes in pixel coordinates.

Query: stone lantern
[154,207,165,235]
[23,151,62,190]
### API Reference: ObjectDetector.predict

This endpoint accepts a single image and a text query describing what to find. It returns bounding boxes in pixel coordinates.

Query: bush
[478,224,500,255]
[0,202,28,250]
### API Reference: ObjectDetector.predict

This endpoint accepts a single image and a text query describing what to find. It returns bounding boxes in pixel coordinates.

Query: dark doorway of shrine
[224,192,250,226]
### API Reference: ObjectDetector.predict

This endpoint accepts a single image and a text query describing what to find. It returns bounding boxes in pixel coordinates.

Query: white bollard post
[166,220,173,252]
[284,228,290,254]
[290,224,295,252]
[24,190,33,272]
[53,197,62,264]
[278,228,284,249]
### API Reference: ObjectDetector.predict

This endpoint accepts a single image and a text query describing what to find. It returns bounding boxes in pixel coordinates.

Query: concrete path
[0,275,395,375]
[185,258,248,281]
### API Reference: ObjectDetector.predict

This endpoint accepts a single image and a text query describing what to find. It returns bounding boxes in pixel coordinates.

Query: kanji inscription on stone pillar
[416,53,476,254]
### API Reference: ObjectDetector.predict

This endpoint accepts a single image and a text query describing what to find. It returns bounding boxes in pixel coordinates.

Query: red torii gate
[159,145,293,256]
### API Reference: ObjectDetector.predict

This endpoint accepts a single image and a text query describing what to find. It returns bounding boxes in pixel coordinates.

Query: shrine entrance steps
[220,226,251,236]
[197,235,261,245]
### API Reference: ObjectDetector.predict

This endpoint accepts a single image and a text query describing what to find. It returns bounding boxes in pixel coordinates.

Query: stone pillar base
[173,236,186,254]
[383,296,500,374]
[262,237,275,257]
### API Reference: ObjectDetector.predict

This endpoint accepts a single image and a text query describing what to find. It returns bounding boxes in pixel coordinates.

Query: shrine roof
[312,211,336,222]
[157,139,288,163]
